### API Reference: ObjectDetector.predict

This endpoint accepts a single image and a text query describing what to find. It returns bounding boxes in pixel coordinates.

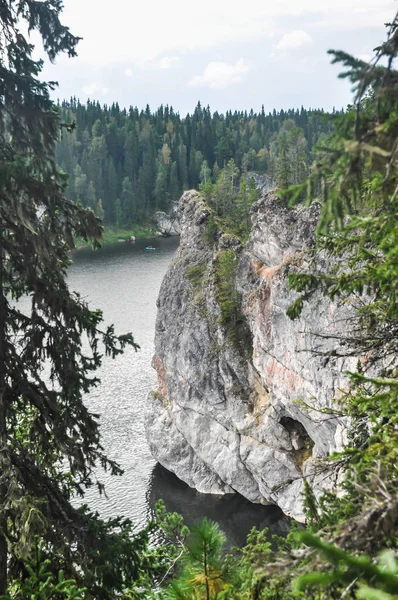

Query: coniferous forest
[56,100,337,226]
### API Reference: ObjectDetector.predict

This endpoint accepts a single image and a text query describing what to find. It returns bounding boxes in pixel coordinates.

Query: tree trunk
[203,540,210,600]
[0,228,8,594]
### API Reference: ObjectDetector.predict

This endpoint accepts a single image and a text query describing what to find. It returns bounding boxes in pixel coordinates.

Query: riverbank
[75,224,159,249]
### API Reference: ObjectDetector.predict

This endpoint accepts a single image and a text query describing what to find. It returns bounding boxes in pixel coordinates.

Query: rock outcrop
[145,190,356,521]
[155,202,181,236]
[247,173,275,194]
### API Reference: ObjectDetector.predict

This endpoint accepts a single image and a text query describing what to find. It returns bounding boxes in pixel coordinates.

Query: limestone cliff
[145,190,356,521]
[155,202,181,236]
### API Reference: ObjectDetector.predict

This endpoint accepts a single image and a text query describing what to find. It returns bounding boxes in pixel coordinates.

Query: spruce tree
[276,135,291,190]
[119,176,133,225]
[166,519,231,600]
[0,1,159,595]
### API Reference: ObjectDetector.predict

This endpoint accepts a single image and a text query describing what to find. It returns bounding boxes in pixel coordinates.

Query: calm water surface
[69,237,290,545]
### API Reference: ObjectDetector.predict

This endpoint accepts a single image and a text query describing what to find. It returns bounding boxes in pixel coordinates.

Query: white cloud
[59,0,275,65]
[275,30,313,50]
[125,67,133,77]
[189,58,250,90]
[57,0,394,68]
[82,82,108,97]
[159,56,180,69]
[135,55,181,70]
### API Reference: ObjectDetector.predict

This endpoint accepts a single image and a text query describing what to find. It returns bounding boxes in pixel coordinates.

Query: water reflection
[148,464,291,548]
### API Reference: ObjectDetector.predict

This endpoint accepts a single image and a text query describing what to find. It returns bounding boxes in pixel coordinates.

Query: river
[69,237,290,547]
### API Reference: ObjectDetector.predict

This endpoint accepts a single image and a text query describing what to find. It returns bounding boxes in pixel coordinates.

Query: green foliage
[277,135,291,190]
[186,262,208,312]
[295,534,398,600]
[155,499,190,549]
[217,527,302,600]
[2,544,85,600]
[0,1,168,597]
[278,10,398,600]
[165,518,232,600]
[286,14,398,521]
[274,123,309,195]
[186,263,207,292]
[57,101,335,227]
[202,212,218,246]
[214,248,240,325]
[219,528,273,599]
[96,197,105,220]
[301,479,320,529]
[202,160,260,240]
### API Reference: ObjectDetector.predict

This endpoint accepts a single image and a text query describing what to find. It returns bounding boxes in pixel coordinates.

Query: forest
[56,99,338,227]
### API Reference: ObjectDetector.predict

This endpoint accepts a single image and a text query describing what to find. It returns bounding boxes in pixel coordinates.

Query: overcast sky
[40,0,396,115]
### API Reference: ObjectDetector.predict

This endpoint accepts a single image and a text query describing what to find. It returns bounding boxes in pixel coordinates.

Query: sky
[38,0,397,115]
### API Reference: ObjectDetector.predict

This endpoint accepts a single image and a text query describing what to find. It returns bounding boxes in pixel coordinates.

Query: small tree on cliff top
[0,1,161,596]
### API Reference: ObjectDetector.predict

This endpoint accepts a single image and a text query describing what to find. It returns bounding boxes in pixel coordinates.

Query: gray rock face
[145,190,355,521]
[155,202,181,236]
[247,173,275,194]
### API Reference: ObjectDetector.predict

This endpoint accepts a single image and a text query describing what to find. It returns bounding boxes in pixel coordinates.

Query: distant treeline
[56,99,342,226]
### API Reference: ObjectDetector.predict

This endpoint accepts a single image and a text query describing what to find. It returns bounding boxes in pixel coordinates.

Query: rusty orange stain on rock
[155,356,169,398]
[252,258,264,274]
[264,357,306,392]
[258,265,278,280]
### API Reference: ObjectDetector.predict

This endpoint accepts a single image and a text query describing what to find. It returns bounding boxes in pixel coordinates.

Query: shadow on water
[147,463,291,549]
[71,236,179,264]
